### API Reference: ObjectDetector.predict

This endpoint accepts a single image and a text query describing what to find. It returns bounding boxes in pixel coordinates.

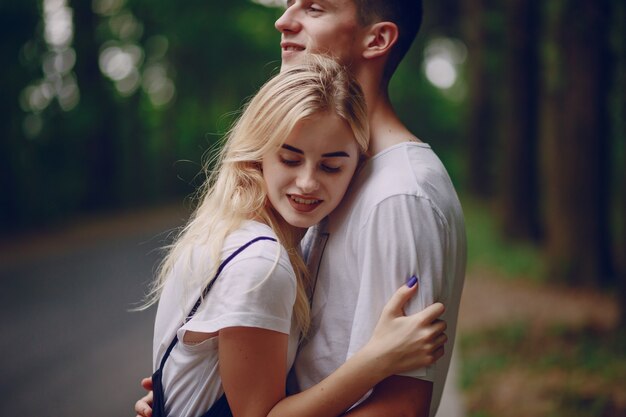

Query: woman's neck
[252,209,306,249]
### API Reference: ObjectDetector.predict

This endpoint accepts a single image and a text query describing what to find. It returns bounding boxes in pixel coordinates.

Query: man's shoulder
[348,142,464,233]
[362,142,454,201]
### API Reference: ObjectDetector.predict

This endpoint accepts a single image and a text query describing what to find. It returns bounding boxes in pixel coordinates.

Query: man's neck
[363,87,420,156]
[354,62,421,155]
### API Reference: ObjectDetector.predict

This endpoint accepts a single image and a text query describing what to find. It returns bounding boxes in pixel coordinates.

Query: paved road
[0,206,464,417]
[0,207,182,417]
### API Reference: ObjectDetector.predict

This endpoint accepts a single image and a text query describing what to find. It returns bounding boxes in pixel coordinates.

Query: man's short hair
[354,0,423,80]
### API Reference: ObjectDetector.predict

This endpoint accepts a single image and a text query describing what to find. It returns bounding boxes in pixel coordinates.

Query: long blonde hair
[143,55,369,334]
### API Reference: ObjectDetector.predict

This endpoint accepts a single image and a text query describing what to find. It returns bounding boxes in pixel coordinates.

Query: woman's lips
[288,194,322,212]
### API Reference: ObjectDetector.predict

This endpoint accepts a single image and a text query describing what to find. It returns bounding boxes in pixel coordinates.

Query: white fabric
[153,221,299,417]
[294,142,467,417]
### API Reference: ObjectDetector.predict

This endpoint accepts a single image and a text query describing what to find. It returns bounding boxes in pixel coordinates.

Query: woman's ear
[362,22,399,60]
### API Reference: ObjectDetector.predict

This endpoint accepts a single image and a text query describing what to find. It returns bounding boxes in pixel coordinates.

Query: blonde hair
[142,55,369,334]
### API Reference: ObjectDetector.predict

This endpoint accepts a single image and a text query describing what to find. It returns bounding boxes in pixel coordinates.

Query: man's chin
[280,54,308,71]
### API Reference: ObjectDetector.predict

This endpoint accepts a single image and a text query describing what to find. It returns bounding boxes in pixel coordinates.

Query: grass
[461,195,546,281]
[458,197,626,417]
[460,323,626,417]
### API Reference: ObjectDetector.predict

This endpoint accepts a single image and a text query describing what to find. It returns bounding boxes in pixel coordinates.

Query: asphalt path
[0,206,185,417]
[0,205,464,417]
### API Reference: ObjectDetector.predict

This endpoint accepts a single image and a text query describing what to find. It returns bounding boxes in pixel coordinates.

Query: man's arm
[346,195,450,416]
[343,376,432,417]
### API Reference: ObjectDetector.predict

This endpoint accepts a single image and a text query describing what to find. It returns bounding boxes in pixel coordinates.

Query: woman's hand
[134,377,153,417]
[363,277,447,375]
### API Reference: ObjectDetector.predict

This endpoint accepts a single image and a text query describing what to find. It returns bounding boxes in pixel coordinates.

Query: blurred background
[1,0,624,416]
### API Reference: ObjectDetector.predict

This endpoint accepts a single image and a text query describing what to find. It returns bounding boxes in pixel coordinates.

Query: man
[137,1,465,415]
[276,1,466,416]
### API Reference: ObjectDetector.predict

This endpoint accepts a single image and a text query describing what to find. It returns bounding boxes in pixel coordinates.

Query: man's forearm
[343,375,432,417]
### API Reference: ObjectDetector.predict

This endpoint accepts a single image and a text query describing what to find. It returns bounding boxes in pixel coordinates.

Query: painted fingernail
[406,275,418,288]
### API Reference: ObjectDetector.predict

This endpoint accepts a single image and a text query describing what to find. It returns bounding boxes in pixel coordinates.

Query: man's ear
[362,22,398,59]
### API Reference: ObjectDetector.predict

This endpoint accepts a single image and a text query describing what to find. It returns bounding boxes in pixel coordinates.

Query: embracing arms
[229,281,445,417]
[135,280,445,417]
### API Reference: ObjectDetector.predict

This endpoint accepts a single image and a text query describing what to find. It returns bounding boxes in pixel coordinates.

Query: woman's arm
[219,327,289,417]
[219,281,446,417]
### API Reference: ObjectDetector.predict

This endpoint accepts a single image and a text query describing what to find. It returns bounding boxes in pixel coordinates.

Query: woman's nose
[295,168,320,193]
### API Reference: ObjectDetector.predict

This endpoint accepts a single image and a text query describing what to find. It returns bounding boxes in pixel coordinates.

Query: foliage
[463,196,546,281]
[1,0,284,232]
[2,0,624,294]
[460,322,626,417]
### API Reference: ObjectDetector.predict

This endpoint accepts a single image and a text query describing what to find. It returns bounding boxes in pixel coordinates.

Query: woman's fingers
[433,345,445,361]
[382,277,420,317]
[134,391,153,417]
[369,279,451,373]
[141,377,153,391]
[433,331,448,349]
[417,302,445,324]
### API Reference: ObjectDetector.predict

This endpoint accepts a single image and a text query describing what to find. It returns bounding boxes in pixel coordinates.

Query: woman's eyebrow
[322,151,350,158]
[281,144,303,154]
[281,144,351,158]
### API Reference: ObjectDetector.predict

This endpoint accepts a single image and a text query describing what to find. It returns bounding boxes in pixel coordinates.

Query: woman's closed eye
[278,153,344,173]
[280,156,301,166]
[320,163,341,173]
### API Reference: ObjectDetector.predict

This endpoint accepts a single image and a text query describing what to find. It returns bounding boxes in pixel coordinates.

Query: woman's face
[262,111,360,230]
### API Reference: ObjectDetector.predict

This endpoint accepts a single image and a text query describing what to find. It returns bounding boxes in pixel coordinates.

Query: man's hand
[134,377,154,417]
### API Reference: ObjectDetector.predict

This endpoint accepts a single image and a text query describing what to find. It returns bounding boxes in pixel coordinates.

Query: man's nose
[275,5,301,34]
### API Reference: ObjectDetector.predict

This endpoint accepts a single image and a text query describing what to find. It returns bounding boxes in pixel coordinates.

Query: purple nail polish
[406,275,418,288]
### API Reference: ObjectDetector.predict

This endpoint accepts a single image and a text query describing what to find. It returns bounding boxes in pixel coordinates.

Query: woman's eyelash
[321,165,341,173]
[280,157,300,166]
[279,156,341,173]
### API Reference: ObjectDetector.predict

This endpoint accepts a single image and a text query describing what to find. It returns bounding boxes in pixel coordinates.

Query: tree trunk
[425,0,462,35]
[72,1,119,211]
[621,103,626,327]
[614,0,626,327]
[541,0,613,286]
[463,0,496,198]
[498,0,541,241]
[0,3,39,233]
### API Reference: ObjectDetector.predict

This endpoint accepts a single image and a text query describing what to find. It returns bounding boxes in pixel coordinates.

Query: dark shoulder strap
[157,236,277,372]
[185,236,277,322]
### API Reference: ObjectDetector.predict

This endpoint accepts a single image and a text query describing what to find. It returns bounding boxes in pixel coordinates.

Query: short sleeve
[180,244,297,337]
[347,195,449,381]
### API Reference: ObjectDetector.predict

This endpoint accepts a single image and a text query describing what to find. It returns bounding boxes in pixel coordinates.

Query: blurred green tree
[498,0,541,241]
[2,0,282,233]
[0,2,41,231]
[541,0,614,286]
[2,0,624,306]
[461,0,501,198]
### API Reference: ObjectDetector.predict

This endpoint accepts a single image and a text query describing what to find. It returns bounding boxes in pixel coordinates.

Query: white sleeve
[347,195,449,381]
[180,247,297,336]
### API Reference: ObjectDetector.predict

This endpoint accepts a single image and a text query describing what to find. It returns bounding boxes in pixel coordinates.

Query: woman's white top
[152,221,299,417]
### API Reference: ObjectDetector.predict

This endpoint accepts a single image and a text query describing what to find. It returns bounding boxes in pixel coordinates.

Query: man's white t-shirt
[153,221,299,417]
[293,142,467,416]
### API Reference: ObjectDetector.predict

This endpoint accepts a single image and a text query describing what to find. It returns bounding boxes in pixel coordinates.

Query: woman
[141,55,446,417]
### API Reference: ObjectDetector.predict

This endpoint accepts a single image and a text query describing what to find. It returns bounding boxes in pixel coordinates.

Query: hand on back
[134,377,153,417]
